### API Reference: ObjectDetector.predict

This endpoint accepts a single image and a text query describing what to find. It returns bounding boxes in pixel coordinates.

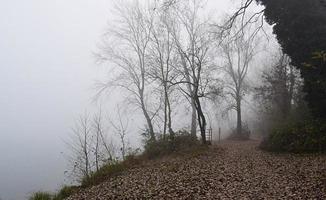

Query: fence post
[210,127,212,143]
[219,127,221,143]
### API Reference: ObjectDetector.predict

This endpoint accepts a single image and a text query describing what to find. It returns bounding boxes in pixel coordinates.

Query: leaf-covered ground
[67,140,326,199]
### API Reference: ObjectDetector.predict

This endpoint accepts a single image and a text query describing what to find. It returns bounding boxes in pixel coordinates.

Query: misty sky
[0,1,242,199]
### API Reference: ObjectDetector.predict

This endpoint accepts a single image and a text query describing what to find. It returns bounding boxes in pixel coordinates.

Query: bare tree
[147,8,178,138]
[92,108,115,171]
[255,52,303,121]
[214,0,266,40]
[168,5,197,137]
[220,22,258,137]
[67,113,93,180]
[93,112,101,171]
[253,51,305,139]
[94,113,115,164]
[66,110,116,182]
[167,0,214,144]
[109,105,129,160]
[97,1,157,141]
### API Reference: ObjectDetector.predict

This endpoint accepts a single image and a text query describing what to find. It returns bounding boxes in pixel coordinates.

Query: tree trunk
[163,96,168,139]
[195,97,206,144]
[143,108,155,141]
[190,100,197,137]
[140,93,155,141]
[236,97,242,136]
[121,134,126,160]
[166,89,174,137]
[287,64,295,116]
[84,143,89,178]
[179,52,197,136]
[95,132,99,171]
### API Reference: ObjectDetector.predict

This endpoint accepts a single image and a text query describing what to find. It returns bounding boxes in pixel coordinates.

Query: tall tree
[148,7,177,138]
[97,1,157,141]
[167,0,214,144]
[165,1,198,137]
[255,53,302,121]
[256,0,326,119]
[220,23,257,137]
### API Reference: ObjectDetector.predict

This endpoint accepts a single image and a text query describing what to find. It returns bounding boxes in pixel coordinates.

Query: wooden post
[219,127,221,143]
[210,128,212,143]
[207,127,212,145]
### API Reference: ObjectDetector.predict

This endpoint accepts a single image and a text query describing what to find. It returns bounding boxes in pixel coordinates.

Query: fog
[0,1,112,199]
[0,0,257,199]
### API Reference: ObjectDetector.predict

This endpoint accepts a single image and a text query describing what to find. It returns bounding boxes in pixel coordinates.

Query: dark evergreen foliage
[257,0,326,119]
[260,119,326,153]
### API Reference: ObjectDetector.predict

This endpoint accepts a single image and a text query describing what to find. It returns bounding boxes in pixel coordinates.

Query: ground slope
[68,140,326,199]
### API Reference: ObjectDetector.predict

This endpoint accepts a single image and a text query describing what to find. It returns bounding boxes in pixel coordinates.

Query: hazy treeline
[65,0,267,181]
[95,0,263,142]
[25,1,326,199]
[66,0,326,182]
[254,0,326,152]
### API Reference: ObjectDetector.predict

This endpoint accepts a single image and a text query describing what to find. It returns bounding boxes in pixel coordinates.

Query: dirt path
[68,140,326,199]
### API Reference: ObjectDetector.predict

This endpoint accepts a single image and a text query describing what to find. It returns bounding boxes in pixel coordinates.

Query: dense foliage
[143,131,202,159]
[29,186,77,200]
[29,192,52,200]
[254,53,307,136]
[227,123,251,140]
[261,119,326,153]
[257,0,326,119]
[255,54,302,120]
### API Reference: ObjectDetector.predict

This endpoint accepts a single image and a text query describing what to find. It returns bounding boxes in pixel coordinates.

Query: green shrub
[227,123,251,140]
[29,192,52,200]
[53,185,78,200]
[260,119,326,153]
[123,153,143,167]
[81,162,126,187]
[143,131,201,159]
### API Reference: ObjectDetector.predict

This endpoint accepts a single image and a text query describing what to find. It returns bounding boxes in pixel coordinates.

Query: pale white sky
[0,1,112,199]
[0,0,267,199]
